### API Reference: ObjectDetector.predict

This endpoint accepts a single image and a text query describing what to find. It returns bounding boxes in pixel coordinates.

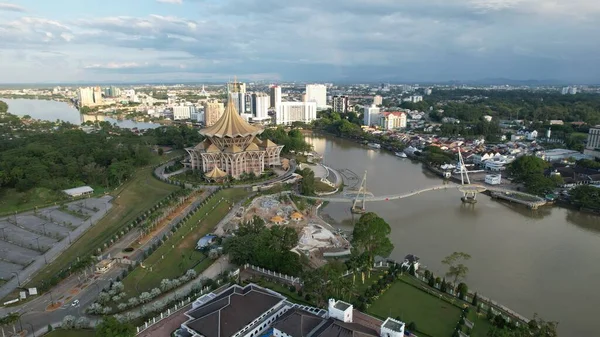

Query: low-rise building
[63,186,94,198]
[485,174,502,185]
[178,283,405,337]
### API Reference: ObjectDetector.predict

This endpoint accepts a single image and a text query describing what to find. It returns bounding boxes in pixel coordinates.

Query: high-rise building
[373,95,383,106]
[227,81,246,94]
[332,96,349,113]
[424,88,432,96]
[173,104,196,120]
[230,92,246,114]
[569,87,578,95]
[203,100,225,126]
[363,104,380,126]
[586,127,600,150]
[252,93,270,119]
[77,87,95,107]
[93,87,103,105]
[306,84,327,108]
[185,95,284,180]
[584,127,600,159]
[275,101,317,125]
[269,85,282,108]
[379,112,407,130]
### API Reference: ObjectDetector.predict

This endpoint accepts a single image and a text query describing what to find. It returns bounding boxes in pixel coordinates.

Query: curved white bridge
[300,184,546,208]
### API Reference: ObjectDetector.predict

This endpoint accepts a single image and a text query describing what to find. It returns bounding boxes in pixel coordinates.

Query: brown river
[305,134,600,336]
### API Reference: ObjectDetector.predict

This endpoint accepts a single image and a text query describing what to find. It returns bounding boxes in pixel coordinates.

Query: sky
[0,0,599,84]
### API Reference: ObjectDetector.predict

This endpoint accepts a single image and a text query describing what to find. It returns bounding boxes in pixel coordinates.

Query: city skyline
[0,0,599,84]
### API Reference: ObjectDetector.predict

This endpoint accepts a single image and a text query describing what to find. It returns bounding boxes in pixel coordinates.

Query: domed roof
[200,94,263,138]
[206,144,220,153]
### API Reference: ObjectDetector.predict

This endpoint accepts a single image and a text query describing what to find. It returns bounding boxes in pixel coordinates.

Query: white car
[71,300,79,307]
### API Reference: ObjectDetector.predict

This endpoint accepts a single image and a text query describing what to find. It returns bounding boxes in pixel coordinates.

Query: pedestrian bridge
[298,184,547,209]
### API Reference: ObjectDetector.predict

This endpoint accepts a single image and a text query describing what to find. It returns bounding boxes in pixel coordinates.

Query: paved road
[0,196,113,301]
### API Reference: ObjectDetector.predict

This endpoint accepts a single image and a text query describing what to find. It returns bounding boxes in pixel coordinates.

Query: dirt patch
[65,296,72,302]
[69,288,80,295]
[138,191,201,245]
[46,301,63,311]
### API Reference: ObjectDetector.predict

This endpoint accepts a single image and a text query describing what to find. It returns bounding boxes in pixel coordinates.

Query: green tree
[569,185,600,210]
[96,316,135,337]
[442,252,471,290]
[298,167,316,196]
[472,292,479,306]
[351,212,394,267]
[507,156,549,183]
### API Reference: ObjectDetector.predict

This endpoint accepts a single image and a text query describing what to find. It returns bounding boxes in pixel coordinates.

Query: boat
[367,143,381,149]
[395,152,407,158]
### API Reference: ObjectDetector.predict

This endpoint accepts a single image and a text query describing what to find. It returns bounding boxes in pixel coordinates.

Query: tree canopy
[351,212,394,264]
[507,156,549,183]
[96,316,135,337]
[224,216,302,275]
[441,252,471,288]
[261,126,312,154]
[569,185,600,210]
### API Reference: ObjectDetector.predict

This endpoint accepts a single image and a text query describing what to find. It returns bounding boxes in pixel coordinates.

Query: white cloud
[156,0,182,4]
[0,0,600,82]
[0,2,25,12]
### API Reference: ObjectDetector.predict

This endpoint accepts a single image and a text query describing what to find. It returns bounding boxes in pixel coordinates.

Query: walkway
[296,183,546,206]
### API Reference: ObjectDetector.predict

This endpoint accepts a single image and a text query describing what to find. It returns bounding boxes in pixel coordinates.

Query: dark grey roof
[311,319,379,337]
[185,284,284,337]
[272,308,326,337]
[333,301,351,311]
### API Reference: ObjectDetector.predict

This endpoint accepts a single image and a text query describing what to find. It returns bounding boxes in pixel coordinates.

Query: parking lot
[0,197,110,280]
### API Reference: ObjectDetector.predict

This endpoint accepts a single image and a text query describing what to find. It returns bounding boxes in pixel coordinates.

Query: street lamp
[67,231,72,244]
[11,272,20,286]
[41,223,47,236]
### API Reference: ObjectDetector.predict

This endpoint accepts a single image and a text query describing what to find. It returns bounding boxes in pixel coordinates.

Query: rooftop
[200,94,263,138]
[62,186,93,196]
[184,284,285,337]
[333,300,351,311]
[382,318,405,332]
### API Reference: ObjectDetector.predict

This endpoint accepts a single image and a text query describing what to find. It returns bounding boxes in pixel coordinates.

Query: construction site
[222,194,351,267]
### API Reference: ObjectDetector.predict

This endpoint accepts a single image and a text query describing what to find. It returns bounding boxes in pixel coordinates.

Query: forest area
[0,103,201,195]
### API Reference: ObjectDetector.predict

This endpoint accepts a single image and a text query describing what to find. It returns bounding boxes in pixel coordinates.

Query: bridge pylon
[458,146,479,204]
[351,170,368,214]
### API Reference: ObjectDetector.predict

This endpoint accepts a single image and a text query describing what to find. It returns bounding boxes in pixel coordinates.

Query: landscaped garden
[90,188,250,313]
[368,277,462,337]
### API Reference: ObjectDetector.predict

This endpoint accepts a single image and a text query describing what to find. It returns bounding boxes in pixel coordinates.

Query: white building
[252,93,270,119]
[373,95,383,106]
[424,88,432,95]
[363,104,381,126]
[332,95,349,113]
[526,130,538,141]
[180,284,402,337]
[379,111,407,130]
[407,95,423,103]
[231,92,246,114]
[485,174,502,185]
[275,101,317,125]
[77,87,96,107]
[306,84,327,108]
[270,85,282,108]
[173,104,196,120]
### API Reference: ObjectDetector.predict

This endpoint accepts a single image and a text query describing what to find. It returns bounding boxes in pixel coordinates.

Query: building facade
[186,95,283,179]
[332,95,349,113]
[379,112,407,130]
[203,100,225,126]
[270,85,282,108]
[252,93,270,119]
[306,84,327,108]
[585,127,600,159]
[275,101,317,125]
[373,95,383,106]
[363,104,381,126]
[173,104,196,120]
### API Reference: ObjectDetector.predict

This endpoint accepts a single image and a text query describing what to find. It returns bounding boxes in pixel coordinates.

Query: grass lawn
[44,329,95,337]
[122,188,250,298]
[468,310,493,337]
[315,180,336,193]
[346,270,383,296]
[368,277,462,337]
[0,187,67,215]
[26,165,180,289]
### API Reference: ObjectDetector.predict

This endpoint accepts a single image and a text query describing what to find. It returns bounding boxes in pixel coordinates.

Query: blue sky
[0,0,599,83]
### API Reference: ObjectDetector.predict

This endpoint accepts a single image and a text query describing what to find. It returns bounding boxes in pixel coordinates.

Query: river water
[306,134,599,336]
[2,98,159,129]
